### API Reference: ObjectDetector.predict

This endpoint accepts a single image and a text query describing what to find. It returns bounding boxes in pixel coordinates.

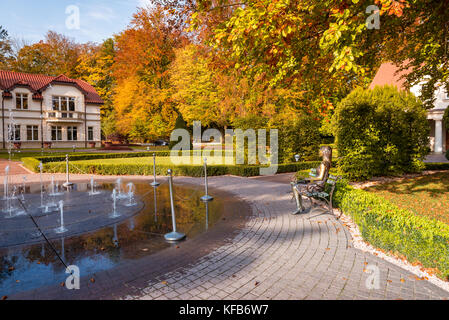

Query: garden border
[333,180,449,280]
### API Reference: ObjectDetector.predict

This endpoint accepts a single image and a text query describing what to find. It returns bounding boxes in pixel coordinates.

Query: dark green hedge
[22,156,321,177]
[425,162,449,171]
[31,150,237,164]
[334,180,449,280]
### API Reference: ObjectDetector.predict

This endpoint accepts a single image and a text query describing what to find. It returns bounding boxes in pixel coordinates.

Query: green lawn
[365,172,449,225]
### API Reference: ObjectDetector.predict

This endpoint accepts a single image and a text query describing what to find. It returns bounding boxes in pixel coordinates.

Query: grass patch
[365,172,449,225]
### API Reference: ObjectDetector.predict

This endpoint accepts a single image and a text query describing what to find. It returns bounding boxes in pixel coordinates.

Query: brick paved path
[0,159,30,176]
[3,172,449,300]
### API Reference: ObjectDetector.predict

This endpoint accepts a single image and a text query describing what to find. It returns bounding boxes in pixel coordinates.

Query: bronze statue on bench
[290,145,333,215]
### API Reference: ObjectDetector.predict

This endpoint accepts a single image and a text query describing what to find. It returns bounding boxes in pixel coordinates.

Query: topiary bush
[334,85,429,181]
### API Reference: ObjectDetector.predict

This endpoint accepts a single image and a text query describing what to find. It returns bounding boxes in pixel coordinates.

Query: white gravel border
[335,208,449,293]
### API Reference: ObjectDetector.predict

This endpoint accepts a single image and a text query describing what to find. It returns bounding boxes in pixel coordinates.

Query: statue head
[319,145,332,163]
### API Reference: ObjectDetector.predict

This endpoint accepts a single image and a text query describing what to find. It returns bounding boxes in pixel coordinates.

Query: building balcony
[44,111,84,123]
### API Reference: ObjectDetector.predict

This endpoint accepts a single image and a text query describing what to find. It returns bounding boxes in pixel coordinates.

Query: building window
[27,125,39,141]
[67,126,78,141]
[52,96,76,112]
[16,93,28,110]
[51,126,62,141]
[88,127,94,141]
[8,124,20,141]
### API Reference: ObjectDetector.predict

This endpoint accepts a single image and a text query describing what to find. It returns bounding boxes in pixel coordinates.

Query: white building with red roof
[370,63,449,154]
[0,70,103,149]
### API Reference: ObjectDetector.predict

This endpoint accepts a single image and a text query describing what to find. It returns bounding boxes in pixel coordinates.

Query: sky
[0,0,153,44]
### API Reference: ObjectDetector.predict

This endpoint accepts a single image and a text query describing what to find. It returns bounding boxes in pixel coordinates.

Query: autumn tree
[76,38,116,115]
[0,26,13,68]
[188,0,449,106]
[113,6,185,141]
[11,31,87,77]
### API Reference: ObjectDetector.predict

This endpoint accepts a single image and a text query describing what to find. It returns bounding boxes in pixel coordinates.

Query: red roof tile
[0,70,103,104]
[370,62,412,90]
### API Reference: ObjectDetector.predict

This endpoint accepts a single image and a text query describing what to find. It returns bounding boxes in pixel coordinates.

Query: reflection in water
[205,201,209,231]
[0,181,225,296]
[112,224,119,248]
[153,186,157,223]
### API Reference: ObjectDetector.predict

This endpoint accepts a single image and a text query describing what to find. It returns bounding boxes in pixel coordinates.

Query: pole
[164,169,186,242]
[150,153,160,187]
[200,157,213,202]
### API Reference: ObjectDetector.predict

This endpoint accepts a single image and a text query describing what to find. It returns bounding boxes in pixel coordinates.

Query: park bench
[297,170,342,218]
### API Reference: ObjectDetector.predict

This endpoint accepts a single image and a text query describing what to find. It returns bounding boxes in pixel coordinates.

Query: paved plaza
[2,163,449,300]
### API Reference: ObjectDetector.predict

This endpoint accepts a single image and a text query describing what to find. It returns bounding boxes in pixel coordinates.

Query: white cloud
[87,6,116,22]
[138,0,155,8]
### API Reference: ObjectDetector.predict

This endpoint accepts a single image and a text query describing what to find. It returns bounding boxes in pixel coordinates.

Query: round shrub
[335,85,429,181]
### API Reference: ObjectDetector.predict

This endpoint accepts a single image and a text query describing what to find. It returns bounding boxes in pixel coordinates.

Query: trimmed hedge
[334,180,449,280]
[22,156,321,177]
[30,150,236,164]
[425,162,449,171]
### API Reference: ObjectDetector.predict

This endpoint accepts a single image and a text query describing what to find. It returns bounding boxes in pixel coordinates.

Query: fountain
[6,110,16,162]
[3,165,10,200]
[54,200,68,234]
[125,182,137,207]
[49,176,64,196]
[39,162,44,209]
[110,189,121,218]
[115,178,127,200]
[21,176,27,201]
[0,176,224,296]
[89,176,101,196]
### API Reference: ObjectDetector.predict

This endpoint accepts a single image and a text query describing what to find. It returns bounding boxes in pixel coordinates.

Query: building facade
[370,63,449,154]
[0,70,103,149]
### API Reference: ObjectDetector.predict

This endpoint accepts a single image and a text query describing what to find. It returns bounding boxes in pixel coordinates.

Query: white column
[435,119,443,153]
